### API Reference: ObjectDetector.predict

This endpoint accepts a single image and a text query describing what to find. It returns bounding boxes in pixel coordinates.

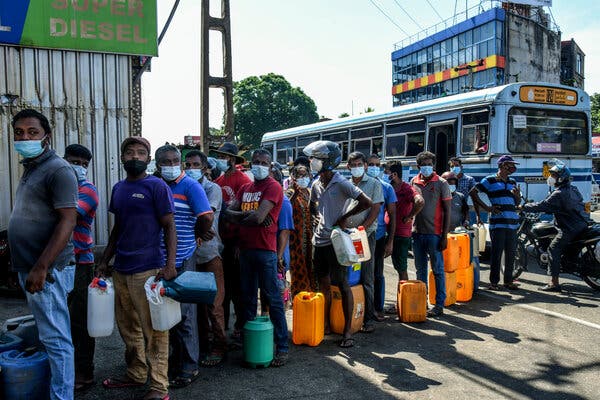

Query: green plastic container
[243,316,273,368]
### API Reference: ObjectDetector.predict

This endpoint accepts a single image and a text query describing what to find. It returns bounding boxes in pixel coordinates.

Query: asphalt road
[1,256,599,400]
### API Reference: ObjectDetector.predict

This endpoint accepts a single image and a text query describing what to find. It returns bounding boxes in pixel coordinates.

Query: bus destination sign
[519,86,578,106]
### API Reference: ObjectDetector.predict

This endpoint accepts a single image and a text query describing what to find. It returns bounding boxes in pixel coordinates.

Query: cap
[211,142,245,165]
[497,155,520,165]
[121,137,151,154]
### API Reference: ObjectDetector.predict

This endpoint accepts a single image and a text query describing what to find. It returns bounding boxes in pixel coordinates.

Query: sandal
[139,391,170,400]
[169,370,200,388]
[339,337,354,348]
[504,282,520,290]
[200,351,226,367]
[487,284,501,291]
[74,379,95,392]
[102,376,145,389]
[359,324,375,334]
[270,351,288,367]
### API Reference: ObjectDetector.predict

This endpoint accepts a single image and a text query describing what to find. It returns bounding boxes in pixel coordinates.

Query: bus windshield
[508,107,588,155]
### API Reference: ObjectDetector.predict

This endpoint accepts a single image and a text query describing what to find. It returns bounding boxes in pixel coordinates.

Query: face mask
[350,166,364,178]
[382,174,391,184]
[420,166,434,177]
[296,177,310,188]
[123,159,148,175]
[547,176,556,187]
[366,166,381,178]
[216,159,229,172]
[449,184,457,192]
[451,166,461,175]
[14,139,46,159]
[310,158,323,173]
[251,165,270,180]
[71,165,87,181]
[161,165,181,181]
[186,169,203,181]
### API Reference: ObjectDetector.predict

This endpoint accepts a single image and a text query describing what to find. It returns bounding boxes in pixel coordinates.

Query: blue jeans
[239,249,289,353]
[412,233,446,307]
[19,266,75,400]
[373,236,386,312]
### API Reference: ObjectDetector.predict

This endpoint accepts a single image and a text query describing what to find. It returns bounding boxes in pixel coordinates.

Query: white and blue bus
[261,82,592,208]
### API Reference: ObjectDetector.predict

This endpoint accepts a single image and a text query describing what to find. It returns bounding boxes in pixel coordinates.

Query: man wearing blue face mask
[64,144,99,392]
[411,151,452,317]
[9,109,79,400]
[448,157,476,199]
[346,152,384,332]
[225,149,289,367]
[155,145,214,387]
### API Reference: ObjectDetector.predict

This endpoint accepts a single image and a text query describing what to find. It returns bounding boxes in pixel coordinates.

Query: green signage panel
[0,1,157,56]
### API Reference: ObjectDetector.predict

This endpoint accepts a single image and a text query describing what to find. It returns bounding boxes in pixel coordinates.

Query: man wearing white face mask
[225,149,289,366]
[346,152,384,333]
[155,145,214,387]
[411,151,451,317]
[441,171,469,231]
[64,144,99,391]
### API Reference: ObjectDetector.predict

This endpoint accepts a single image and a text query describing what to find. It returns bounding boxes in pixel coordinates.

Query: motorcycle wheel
[582,274,600,291]
[577,244,600,291]
[500,246,526,281]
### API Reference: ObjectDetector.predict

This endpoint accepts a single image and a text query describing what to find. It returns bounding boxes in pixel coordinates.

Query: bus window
[508,108,588,155]
[262,143,274,158]
[276,139,295,165]
[385,135,406,157]
[372,137,383,157]
[297,134,320,157]
[322,131,349,161]
[461,109,489,154]
[353,139,371,156]
[406,132,425,156]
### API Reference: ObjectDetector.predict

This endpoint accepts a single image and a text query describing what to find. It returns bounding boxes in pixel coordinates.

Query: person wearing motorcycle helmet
[303,140,373,348]
[522,160,590,292]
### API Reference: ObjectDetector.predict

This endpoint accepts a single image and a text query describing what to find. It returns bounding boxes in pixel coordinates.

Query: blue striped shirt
[162,174,212,267]
[475,174,519,230]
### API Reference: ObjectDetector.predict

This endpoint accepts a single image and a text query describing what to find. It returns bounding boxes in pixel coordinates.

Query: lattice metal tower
[201,0,234,151]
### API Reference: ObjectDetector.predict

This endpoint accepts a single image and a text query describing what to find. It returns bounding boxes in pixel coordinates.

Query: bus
[261,82,592,207]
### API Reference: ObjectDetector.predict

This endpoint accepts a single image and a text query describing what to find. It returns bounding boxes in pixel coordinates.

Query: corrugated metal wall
[0,45,132,247]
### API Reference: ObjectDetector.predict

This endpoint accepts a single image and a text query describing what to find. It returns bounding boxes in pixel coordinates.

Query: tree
[233,73,319,148]
[591,93,600,132]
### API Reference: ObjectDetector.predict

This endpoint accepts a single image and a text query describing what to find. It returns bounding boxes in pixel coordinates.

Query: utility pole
[200,0,234,152]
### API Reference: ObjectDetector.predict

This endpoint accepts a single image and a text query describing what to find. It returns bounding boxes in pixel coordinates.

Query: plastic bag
[144,276,164,305]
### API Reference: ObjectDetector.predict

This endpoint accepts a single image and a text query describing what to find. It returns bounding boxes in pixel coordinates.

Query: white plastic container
[330,227,359,266]
[145,277,182,331]
[473,224,487,253]
[87,278,115,337]
[350,226,371,262]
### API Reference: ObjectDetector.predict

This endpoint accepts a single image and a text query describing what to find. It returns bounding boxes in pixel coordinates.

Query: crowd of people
[7,109,585,400]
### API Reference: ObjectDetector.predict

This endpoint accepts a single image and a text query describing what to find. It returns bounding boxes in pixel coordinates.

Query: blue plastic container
[0,333,23,353]
[243,316,274,368]
[161,271,217,304]
[347,263,361,286]
[0,349,50,400]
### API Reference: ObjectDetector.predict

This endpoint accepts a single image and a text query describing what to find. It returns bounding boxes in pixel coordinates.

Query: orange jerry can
[428,269,457,306]
[330,285,365,334]
[453,232,470,270]
[456,263,474,302]
[442,234,459,272]
[397,280,427,323]
[292,291,324,346]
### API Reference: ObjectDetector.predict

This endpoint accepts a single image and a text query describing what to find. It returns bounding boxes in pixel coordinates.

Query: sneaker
[426,306,443,317]
[539,284,562,292]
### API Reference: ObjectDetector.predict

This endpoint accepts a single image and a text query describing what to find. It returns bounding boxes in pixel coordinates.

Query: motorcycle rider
[522,162,589,292]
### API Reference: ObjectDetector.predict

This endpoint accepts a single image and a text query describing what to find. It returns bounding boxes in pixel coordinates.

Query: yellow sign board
[519,86,578,106]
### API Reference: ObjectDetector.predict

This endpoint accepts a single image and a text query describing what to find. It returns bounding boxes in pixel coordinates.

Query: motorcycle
[511,212,600,291]
[0,230,22,297]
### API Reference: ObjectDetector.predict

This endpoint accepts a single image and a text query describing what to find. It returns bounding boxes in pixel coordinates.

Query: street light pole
[454,58,485,92]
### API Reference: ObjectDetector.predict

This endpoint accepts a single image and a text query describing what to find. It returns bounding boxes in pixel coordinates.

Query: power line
[368,0,409,37]
[392,0,424,30]
[425,0,445,22]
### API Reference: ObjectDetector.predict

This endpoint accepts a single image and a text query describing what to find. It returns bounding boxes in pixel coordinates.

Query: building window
[576,53,582,75]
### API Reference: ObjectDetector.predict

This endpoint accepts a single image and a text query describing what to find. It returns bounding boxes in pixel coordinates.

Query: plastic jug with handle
[350,226,371,262]
[145,277,182,331]
[159,271,217,304]
[330,227,359,266]
[87,277,115,337]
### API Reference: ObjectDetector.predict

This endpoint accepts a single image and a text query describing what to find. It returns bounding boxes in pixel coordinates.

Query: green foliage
[233,73,319,148]
[362,107,375,113]
[591,93,600,132]
[338,112,350,118]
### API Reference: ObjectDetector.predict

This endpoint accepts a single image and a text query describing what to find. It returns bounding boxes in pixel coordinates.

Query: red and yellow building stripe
[391,55,506,95]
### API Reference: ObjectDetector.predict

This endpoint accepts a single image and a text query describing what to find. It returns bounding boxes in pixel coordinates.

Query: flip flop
[169,370,200,388]
[200,351,226,367]
[270,351,288,367]
[74,380,95,392]
[339,338,354,348]
[359,324,375,334]
[102,377,145,389]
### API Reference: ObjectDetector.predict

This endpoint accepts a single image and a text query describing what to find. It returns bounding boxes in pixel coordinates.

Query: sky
[141,0,600,150]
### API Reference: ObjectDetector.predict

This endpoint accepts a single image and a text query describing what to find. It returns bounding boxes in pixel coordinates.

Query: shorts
[313,245,348,286]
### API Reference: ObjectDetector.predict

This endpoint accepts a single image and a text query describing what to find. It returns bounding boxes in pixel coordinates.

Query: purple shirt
[109,175,174,274]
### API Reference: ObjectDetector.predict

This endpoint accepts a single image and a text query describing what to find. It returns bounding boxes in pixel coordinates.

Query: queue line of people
[9,109,579,400]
